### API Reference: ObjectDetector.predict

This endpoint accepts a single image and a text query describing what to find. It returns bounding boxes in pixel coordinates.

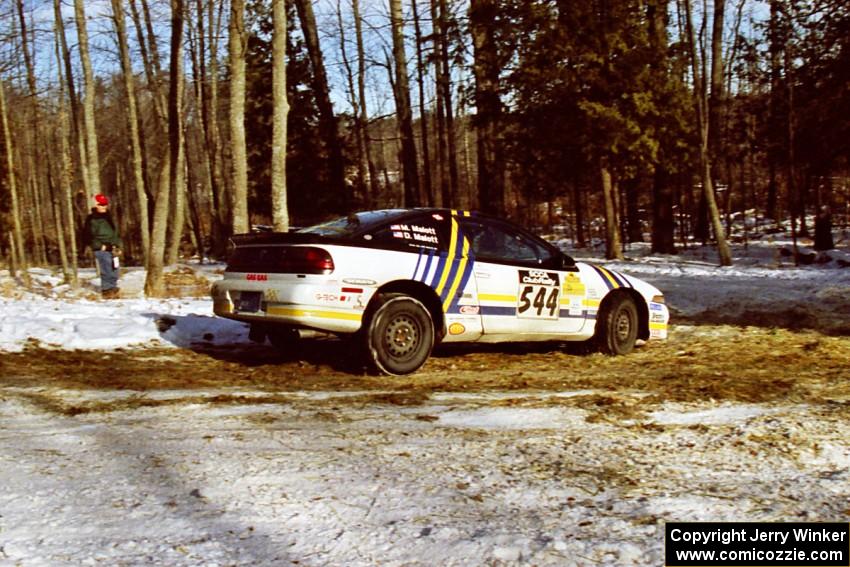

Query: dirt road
[1,325,849,565]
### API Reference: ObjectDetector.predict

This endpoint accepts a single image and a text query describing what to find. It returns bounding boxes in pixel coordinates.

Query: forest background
[0,0,848,295]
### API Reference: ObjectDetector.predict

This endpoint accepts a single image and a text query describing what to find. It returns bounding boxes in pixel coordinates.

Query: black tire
[268,327,300,350]
[595,293,639,355]
[365,293,434,375]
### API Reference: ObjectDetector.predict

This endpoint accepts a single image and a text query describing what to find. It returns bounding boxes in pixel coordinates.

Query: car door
[457,217,587,339]
[367,211,483,341]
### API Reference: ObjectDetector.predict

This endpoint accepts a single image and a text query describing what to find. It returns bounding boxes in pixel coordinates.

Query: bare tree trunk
[166,10,187,266]
[336,0,365,207]
[411,0,433,206]
[111,0,150,268]
[165,127,186,265]
[469,0,505,215]
[389,0,421,207]
[53,24,79,285]
[294,0,349,210]
[18,0,50,266]
[8,232,19,279]
[209,0,228,245]
[648,0,676,254]
[47,160,71,280]
[192,0,228,254]
[429,0,449,207]
[146,0,185,295]
[54,0,89,211]
[0,83,30,286]
[683,0,732,266]
[601,164,624,260]
[352,0,380,204]
[271,0,290,231]
[74,0,102,200]
[229,0,249,234]
[437,0,459,205]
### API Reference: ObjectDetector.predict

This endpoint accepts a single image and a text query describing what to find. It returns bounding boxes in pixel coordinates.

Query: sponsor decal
[343,278,377,286]
[650,302,665,311]
[448,323,466,335]
[563,272,586,296]
[246,273,268,281]
[459,305,479,315]
[518,269,560,287]
[517,270,561,319]
[316,291,363,305]
[651,312,666,323]
[389,223,440,245]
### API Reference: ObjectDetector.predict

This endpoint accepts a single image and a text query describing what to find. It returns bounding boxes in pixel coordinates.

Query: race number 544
[518,285,559,319]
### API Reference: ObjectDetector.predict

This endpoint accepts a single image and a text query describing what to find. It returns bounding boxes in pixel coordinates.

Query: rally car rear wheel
[595,293,638,355]
[366,293,434,375]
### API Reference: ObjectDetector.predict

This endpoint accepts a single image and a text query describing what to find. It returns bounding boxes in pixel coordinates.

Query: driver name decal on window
[388,223,440,247]
[517,270,560,319]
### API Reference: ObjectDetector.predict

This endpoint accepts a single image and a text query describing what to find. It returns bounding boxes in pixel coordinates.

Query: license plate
[237,291,262,312]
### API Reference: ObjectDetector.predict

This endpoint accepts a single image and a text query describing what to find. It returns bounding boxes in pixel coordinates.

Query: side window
[368,214,446,251]
[460,220,553,265]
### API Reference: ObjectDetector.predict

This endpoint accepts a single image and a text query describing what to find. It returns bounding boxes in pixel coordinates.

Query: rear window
[298,210,407,238]
[370,221,442,250]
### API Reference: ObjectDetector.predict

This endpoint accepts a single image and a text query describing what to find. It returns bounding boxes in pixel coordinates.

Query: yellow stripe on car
[598,266,621,289]
[442,236,470,312]
[478,293,516,303]
[435,217,459,296]
[266,306,363,322]
[649,322,667,330]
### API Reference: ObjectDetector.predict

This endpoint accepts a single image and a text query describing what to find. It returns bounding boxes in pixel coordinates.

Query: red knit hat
[94,194,109,206]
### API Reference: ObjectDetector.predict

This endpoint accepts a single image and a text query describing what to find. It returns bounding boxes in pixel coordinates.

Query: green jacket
[84,212,123,251]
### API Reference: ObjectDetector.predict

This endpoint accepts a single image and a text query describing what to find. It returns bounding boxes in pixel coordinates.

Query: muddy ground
[2,324,849,418]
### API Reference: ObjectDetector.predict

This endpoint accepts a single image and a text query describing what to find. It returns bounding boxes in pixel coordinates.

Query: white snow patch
[649,404,776,425]
[438,407,585,429]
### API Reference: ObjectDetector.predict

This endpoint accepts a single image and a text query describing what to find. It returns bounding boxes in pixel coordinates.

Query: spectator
[83,194,123,298]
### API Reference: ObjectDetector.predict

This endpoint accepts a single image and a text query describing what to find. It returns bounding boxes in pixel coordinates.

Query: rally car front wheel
[365,293,434,375]
[595,293,639,355]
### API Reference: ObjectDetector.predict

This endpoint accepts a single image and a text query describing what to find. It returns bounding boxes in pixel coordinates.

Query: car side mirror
[561,253,576,269]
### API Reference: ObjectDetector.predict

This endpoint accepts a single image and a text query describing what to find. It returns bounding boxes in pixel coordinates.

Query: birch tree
[73,0,101,200]
[229,0,249,233]
[0,82,29,286]
[111,0,150,268]
[145,0,185,295]
[271,0,290,231]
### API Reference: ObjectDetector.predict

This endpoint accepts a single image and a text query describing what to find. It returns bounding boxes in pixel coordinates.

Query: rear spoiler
[230,232,348,246]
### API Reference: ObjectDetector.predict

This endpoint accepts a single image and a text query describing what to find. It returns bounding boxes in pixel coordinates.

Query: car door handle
[474,271,490,278]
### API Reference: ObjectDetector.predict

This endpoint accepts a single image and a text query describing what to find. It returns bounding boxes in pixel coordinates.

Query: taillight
[277,247,334,274]
[226,245,334,274]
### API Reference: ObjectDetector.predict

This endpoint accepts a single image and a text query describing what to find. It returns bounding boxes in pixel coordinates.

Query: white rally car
[212,209,669,375]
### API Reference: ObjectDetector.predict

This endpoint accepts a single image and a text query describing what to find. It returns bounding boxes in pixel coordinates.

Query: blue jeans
[95,250,119,291]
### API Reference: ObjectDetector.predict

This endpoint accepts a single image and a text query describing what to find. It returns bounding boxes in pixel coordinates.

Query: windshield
[298,210,408,237]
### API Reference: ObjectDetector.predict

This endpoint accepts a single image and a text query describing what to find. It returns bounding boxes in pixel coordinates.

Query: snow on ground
[1,391,847,566]
[0,265,248,353]
[0,232,848,565]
